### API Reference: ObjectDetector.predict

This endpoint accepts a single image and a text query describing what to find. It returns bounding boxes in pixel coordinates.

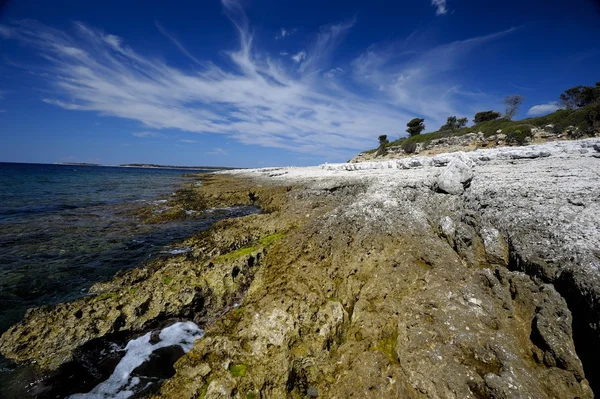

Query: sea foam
[68,321,203,399]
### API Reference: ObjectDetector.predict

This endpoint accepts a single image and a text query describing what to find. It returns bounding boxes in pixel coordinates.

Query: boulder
[435,157,474,195]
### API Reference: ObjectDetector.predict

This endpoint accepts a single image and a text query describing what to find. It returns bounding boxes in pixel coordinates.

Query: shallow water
[0,162,255,398]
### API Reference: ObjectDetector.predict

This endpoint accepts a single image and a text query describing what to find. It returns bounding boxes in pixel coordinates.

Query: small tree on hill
[504,95,524,120]
[375,134,389,157]
[406,118,425,137]
[440,116,468,133]
[473,110,501,124]
[560,82,600,110]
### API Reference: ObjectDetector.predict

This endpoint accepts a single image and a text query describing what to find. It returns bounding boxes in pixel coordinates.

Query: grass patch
[258,232,285,247]
[216,233,285,262]
[162,276,173,285]
[95,292,118,301]
[229,364,248,377]
[216,246,258,262]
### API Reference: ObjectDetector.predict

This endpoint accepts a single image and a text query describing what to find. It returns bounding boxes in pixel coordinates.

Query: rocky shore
[1,139,600,398]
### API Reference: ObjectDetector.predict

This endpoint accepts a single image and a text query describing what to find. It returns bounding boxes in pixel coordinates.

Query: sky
[0,0,599,167]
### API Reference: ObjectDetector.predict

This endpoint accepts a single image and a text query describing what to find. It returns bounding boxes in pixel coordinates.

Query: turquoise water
[0,163,250,335]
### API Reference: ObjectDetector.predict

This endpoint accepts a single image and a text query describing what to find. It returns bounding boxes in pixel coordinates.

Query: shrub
[440,116,467,133]
[401,141,417,154]
[375,135,389,157]
[505,125,532,146]
[473,110,501,124]
[406,118,425,137]
[560,82,600,109]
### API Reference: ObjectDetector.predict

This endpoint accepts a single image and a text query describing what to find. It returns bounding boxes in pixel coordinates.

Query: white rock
[436,157,474,195]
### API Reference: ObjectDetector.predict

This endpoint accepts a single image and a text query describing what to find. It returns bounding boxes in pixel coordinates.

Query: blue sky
[0,0,599,167]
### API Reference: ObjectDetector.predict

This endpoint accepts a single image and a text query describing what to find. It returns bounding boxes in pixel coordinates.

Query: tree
[406,118,425,137]
[560,82,600,110]
[473,110,501,124]
[375,134,389,157]
[504,95,524,120]
[440,116,468,133]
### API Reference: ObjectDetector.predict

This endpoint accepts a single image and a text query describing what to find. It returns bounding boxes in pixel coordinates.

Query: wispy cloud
[509,81,535,91]
[180,139,197,143]
[132,131,164,138]
[0,2,515,159]
[291,50,306,63]
[527,101,563,116]
[324,67,344,78]
[155,21,203,66]
[207,147,229,156]
[275,28,296,40]
[431,0,448,15]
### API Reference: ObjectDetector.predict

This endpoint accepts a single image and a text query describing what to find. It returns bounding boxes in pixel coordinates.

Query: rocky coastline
[2,139,600,398]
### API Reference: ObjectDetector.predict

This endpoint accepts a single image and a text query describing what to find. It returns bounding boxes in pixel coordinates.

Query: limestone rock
[435,157,474,195]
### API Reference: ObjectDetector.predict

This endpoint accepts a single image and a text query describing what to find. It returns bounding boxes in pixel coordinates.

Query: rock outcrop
[1,140,599,398]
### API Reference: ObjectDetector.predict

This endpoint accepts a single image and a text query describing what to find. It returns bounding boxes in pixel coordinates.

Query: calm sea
[0,163,249,336]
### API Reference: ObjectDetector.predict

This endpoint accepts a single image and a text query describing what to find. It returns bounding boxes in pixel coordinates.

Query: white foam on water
[68,321,203,399]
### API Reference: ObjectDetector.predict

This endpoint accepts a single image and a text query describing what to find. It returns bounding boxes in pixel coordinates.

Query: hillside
[359,103,600,159]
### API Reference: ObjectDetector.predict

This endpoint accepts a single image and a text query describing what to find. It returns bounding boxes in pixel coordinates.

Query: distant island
[119,163,237,170]
[55,162,101,166]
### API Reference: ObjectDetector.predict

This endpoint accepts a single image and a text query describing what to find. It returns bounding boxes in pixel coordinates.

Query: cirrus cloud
[0,0,515,160]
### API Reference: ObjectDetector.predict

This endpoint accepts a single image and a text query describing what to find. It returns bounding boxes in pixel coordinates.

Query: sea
[0,162,255,398]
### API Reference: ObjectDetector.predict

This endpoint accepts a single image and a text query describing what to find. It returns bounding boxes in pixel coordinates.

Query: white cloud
[291,50,306,63]
[276,28,296,40]
[180,139,197,143]
[0,3,516,160]
[324,67,344,78]
[207,147,229,156]
[279,51,289,56]
[431,0,448,15]
[132,131,164,138]
[527,102,563,116]
[276,28,288,40]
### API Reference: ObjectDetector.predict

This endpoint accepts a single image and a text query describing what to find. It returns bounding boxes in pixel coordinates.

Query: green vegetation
[473,110,501,124]
[375,134,389,157]
[162,276,173,285]
[215,232,285,262]
[365,102,600,154]
[440,116,468,133]
[560,82,600,109]
[258,232,285,247]
[95,292,118,301]
[406,118,425,137]
[216,246,258,262]
[374,331,399,365]
[229,363,248,377]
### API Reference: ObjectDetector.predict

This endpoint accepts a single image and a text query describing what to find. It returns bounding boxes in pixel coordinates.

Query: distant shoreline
[118,163,237,171]
[0,161,236,170]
